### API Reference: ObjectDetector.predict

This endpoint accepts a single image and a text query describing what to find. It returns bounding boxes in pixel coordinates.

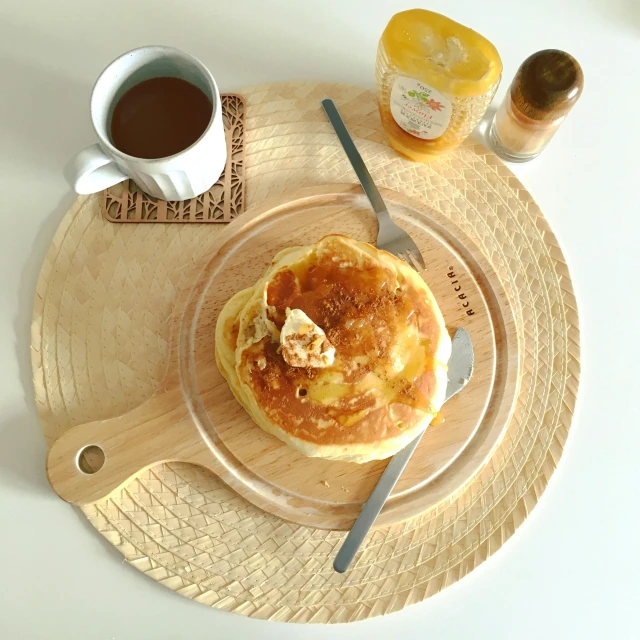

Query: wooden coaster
[101,93,245,223]
[32,82,580,623]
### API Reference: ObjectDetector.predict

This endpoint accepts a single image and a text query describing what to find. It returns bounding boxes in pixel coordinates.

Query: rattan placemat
[32,82,579,623]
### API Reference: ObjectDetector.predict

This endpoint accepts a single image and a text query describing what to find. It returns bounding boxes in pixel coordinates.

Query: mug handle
[65,143,129,194]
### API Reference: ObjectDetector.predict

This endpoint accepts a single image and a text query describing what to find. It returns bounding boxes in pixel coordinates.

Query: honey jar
[376,9,502,162]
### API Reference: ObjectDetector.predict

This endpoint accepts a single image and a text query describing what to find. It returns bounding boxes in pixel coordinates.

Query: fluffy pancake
[215,235,451,463]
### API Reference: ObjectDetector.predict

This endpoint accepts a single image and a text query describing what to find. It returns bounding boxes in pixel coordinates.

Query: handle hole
[77,445,105,474]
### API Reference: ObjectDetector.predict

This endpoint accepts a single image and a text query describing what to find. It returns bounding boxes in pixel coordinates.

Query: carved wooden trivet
[101,93,245,223]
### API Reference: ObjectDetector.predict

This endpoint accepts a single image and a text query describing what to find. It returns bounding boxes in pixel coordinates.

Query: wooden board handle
[46,387,207,505]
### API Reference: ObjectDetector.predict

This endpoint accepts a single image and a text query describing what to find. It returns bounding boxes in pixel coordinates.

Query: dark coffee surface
[110,77,213,159]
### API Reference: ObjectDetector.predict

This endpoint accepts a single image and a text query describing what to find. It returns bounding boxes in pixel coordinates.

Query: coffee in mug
[110,77,213,159]
[65,46,227,201]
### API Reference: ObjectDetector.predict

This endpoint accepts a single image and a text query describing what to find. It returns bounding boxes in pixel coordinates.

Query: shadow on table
[3,192,72,494]
[0,413,50,496]
[13,190,77,437]
[1,51,93,457]
[3,179,78,497]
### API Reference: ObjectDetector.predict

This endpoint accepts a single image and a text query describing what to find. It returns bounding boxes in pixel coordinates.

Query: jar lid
[510,49,583,122]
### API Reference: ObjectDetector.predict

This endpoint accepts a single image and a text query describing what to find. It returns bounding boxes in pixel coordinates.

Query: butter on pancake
[215,235,451,463]
[280,308,335,368]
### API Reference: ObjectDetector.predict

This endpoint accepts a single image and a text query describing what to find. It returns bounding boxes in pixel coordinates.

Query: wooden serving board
[46,184,519,530]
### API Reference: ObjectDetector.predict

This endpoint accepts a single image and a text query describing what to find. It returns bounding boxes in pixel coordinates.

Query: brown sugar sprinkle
[302,366,319,379]
[326,328,345,347]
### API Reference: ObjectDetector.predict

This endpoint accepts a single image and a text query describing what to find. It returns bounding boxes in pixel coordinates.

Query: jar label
[390,77,452,140]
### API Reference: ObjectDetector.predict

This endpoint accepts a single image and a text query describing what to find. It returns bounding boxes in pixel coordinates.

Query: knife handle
[333,430,425,573]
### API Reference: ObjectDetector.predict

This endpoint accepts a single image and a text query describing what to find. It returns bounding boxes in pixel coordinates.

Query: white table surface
[1,0,638,637]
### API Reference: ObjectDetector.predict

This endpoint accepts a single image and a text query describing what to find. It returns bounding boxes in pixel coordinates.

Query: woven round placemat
[32,82,579,623]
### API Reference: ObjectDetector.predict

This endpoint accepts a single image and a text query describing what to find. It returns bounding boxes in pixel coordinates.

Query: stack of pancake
[215,235,451,463]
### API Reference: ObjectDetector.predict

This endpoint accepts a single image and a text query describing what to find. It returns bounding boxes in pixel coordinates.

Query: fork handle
[322,99,390,219]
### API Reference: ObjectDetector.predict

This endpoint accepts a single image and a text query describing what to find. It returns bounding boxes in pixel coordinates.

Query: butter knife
[333,327,474,573]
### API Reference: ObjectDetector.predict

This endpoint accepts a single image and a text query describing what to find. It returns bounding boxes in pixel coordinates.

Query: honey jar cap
[510,49,583,122]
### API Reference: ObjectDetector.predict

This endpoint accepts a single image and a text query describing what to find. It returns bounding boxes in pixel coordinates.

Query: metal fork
[321,99,426,271]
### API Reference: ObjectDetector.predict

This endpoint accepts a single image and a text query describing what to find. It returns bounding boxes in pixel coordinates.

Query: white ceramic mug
[65,46,227,201]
